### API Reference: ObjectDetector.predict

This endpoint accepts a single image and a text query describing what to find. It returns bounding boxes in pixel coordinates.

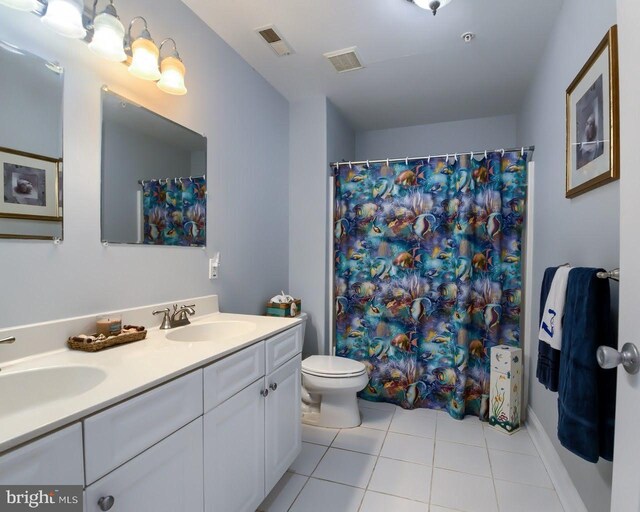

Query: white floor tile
[430,468,498,512]
[332,426,386,455]
[257,472,307,512]
[429,507,458,512]
[389,408,437,438]
[489,449,553,488]
[380,432,434,466]
[288,442,327,476]
[312,447,377,488]
[434,440,491,477]
[358,398,398,412]
[289,478,364,512]
[435,413,486,447]
[359,491,429,512]
[302,424,339,446]
[360,406,395,431]
[368,456,432,503]
[495,480,564,512]
[483,426,538,456]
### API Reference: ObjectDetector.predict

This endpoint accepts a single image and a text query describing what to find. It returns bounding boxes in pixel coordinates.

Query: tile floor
[258,399,564,512]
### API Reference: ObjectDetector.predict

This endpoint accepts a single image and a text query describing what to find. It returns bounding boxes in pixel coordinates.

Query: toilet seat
[302,355,366,378]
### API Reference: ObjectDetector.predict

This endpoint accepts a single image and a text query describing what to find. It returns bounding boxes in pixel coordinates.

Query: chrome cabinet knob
[98,496,115,511]
[269,383,278,391]
[597,343,640,374]
[260,388,269,397]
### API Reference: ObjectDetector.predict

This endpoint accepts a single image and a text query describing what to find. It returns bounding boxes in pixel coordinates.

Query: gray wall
[355,114,518,161]
[289,97,355,357]
[517,0,619,510]
[0,0,289,328]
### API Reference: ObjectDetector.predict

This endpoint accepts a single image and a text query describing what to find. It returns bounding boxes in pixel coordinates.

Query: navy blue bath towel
[536,267,560,391]
[557,268,616,463]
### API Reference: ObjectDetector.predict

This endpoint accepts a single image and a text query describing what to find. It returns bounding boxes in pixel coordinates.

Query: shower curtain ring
[348,161,352,169]
[445,154,449,162]
[484,150,488,159]
[501,149,505,157]
[521,147,525,157]
[405,157,408,166]
[386,158,389,167]
[470,152,474,160]
[366,160,370,168]
[454,153,458,162]
[428,155,431,164]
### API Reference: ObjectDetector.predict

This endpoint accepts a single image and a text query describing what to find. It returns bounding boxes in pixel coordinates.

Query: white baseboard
[526,406,588,512]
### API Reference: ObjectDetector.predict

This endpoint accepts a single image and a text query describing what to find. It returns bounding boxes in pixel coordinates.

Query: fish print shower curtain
[143,176,206,246]
[334,151,527,419]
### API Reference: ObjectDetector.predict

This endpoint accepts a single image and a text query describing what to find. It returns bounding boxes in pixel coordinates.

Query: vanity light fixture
[409,0,453,15]
[0,0,38,12]
[157,38,187,96]
[88,0,126,62]
[127,16,161,81]
[41,0,87,39]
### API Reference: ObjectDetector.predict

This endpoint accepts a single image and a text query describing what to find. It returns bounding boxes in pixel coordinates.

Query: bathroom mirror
[101,88,207,246]
[0,41,63,241]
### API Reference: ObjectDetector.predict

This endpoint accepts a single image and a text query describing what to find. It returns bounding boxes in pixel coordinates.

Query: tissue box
[266,299,301,317]
[489,345,522,434]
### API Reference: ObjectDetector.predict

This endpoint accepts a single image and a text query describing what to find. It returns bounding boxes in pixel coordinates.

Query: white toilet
[298,313,369,429]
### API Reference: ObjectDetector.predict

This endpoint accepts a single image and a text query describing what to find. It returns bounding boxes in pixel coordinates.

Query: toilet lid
[302,355,367,378]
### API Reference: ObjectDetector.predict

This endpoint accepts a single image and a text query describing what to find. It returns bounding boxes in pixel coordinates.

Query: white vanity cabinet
[85,418,203,512]
[0,423,84,485]
[204,325,303,512]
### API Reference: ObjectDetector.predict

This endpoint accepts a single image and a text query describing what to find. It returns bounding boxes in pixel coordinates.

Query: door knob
[98,496,115,511]
[269,383,278,391]
[597,343,640,374]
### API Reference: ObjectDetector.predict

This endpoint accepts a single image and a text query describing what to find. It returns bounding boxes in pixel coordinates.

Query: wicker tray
[67,326,147,353]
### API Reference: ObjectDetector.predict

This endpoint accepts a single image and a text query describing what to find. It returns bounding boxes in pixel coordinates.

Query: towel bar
[596,268,619,281]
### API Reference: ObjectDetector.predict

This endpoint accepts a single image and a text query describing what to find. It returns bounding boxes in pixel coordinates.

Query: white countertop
[0,311,302,454]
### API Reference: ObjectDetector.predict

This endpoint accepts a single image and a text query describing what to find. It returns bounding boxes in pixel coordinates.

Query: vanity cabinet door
[0,423,83,485]
[85,418,203,512]
[265,354,301,491]
[204,378,265,512]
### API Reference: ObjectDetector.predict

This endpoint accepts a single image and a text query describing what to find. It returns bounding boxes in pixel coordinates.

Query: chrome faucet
[152,304,196,330]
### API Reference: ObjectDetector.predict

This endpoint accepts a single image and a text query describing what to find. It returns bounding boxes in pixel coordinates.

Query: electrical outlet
[209,252,220,279]
[209,259,217,279]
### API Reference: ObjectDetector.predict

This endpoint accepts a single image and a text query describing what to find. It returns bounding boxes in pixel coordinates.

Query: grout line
[428,422,437,509]
[285,475,309,512]
[483,422,501,512]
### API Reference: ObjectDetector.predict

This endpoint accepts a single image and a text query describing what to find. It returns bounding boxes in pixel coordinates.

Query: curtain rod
[138,175,205,185]
[329,145,535,169]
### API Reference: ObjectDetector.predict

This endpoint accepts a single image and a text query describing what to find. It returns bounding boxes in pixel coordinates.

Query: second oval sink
[165,321,257,342]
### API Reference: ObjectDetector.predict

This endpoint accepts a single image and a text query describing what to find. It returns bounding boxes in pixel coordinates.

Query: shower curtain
[334,151,527,419]
[142,177,206,246]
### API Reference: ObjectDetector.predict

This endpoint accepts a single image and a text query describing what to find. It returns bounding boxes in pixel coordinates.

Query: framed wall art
[0,147,61,221]
[566,25,619,198]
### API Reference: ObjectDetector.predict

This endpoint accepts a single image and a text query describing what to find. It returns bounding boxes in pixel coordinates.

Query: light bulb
[89,11,126,62]
[128,37,161,81]
[0,0,38,12]
[157,56,187,95]
[42,0,87,39]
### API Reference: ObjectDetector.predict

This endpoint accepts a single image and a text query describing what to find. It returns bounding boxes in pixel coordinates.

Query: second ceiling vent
[324,47,364,73]
[256,25,294,57]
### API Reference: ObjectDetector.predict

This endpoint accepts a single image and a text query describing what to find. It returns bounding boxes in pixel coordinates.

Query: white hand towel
[538,266,572,350]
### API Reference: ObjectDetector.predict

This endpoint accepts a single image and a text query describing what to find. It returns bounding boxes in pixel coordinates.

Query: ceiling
[180,0,563,131]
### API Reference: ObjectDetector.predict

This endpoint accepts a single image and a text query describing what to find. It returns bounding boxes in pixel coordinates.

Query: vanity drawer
[204,340,265,412]
[0,423,83,485]
[266,326,302,373]
[84,370,202,485]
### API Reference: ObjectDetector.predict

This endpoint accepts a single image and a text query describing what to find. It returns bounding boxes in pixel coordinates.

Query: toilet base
[301,392,362,429]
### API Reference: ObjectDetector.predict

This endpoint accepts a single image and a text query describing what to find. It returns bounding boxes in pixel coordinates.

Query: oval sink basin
[166,321,257,342]
[0,365,107,417]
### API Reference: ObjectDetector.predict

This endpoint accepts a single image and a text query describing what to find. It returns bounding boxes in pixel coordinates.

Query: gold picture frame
[0,147,61,221]
[566,25,619,198]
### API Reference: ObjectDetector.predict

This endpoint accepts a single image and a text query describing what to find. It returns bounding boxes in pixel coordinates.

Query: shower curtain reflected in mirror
[334,151,527,419]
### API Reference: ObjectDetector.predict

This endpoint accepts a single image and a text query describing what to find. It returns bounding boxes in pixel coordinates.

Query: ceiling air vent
[256,25,294,57]
[324,47,364,73]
